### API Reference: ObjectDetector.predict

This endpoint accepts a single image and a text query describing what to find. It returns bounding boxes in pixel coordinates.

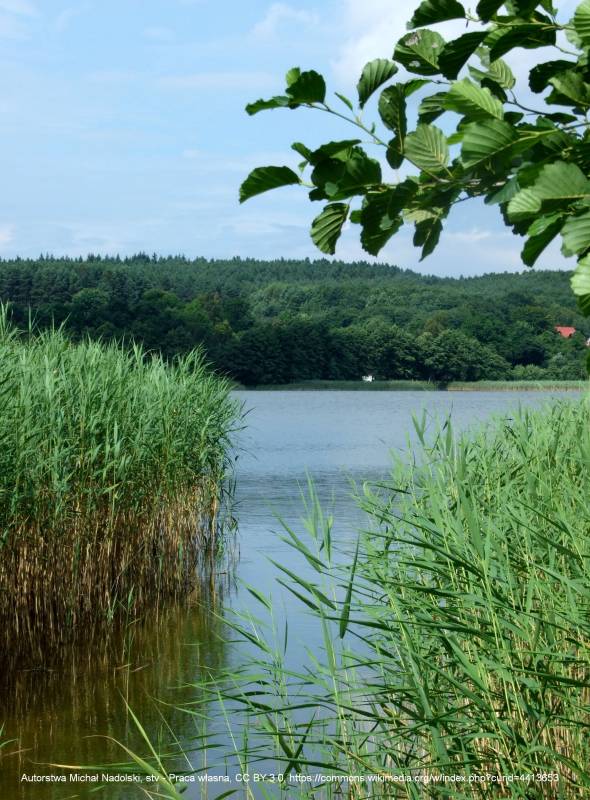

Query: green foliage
[311,203,350,254]
[239,165,300,203]
[409,0,466,28]
[240,0,590,328]
[206,400,590,795]
[356,58,398,108]
[0,307,239,658]
[0,255,587,385]
[404,123,449,172]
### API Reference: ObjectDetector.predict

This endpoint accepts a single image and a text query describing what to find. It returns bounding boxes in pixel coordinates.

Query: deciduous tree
[240,0,590,366]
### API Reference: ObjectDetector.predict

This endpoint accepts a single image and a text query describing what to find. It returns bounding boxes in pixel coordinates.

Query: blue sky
[0,0,579,275]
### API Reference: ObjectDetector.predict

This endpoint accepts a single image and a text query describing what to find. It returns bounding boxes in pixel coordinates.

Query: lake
[0,390,582,798]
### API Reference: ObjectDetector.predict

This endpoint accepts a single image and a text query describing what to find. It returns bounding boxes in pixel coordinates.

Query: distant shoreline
[237,380,589,392]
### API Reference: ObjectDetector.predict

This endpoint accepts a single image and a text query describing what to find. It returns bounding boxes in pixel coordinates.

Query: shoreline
[237,380,589,392]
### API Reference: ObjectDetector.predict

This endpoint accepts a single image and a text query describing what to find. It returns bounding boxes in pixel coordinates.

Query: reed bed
[0,311,239,661]
[196,397,590,798]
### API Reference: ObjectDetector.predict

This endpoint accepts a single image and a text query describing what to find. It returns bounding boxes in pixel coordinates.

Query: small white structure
[362,374,374,382]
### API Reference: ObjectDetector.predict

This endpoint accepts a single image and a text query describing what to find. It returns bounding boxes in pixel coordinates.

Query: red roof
[555,326,576,338]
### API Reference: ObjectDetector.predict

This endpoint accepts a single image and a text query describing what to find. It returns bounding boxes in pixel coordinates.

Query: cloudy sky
[0,0,581,275]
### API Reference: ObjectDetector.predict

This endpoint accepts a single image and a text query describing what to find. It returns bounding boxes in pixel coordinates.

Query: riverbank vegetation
[245,379,588,391]
[0,312,238,662]
[0,256,587,385]
[189,398,590,797]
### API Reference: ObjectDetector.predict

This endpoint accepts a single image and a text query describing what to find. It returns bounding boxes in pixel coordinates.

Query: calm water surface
[0,390,581,798]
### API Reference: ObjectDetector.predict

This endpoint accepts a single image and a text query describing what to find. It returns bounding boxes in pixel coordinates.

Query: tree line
[0,254,586,385]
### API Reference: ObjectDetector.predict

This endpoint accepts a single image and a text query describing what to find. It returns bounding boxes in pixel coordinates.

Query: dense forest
[0,254,587,385]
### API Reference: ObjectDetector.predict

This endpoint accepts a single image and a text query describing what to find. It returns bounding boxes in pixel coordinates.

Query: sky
[0,0,581,276]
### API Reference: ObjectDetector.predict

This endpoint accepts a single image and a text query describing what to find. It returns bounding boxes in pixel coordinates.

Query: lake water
[0,390,582,798]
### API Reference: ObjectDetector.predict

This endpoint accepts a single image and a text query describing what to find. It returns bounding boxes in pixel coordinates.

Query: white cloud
[252,3,320,39]
[0,223,15,249]
[222,212,307,237]
[53,3,89,33]
[0,13,24,36]
[54,5,89,33]
[181,148,296,173]
[332,0,468,86]
[446,229,493,244]
[0,0,37,38]
[0,0,36,16]
[157,71,275,91]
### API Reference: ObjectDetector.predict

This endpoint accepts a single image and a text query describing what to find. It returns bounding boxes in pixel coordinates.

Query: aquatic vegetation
[0,310,239,660]
[205,398,590,797]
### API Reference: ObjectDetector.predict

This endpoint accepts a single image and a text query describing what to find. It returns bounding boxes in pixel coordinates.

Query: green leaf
[545,112,578,124]
[418,92,448,123]
[439,32,488,79]
[360,193,403,256]
[409,0,466,28]
[476,0,504,21]
[286,70,326,104]
[507,161,590,221]
[574,0,590,47]
[481,77,507,102]
[509,0,541,14]
[308,140,362,165]
[562,211,590,257]
[486,175,519,205]
[444,78,504,119]
[405,124,449,172]
[285,67,300,86]
[379,85,407,137]
[529,60,576,93]
[488,23,557,61]
[246,96,290,115]
[549,72,590,107]
[522,214,563,266]
[571,255,590,315]
[311,203,349,254]
[292,142,312,161]
[414,215,443,259]
[486,58,516,90]
[357,59,398,108]
[380,81,433,157]
[461,118,518,167]
[239,166,301,203]
[404,78,432,95]
[394,30,446,76]
[311,149,382,200]
[389,179,420,215]
[386,137,404,169]
[339,540,359,638]
[335,92,354,110]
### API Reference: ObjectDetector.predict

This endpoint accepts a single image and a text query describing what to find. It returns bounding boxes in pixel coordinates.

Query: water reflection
[0,589,229,800]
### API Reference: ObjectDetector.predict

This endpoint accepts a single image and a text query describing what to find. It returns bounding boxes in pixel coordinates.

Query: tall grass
[208,398,590,797]
[0,310,239,660]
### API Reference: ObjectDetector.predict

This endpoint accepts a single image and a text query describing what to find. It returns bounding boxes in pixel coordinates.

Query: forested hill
[0,255,587,385]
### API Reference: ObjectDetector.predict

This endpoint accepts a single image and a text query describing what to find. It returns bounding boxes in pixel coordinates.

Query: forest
[0,254,587,385]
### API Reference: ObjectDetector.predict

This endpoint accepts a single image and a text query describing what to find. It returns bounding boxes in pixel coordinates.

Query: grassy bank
[199,398,590,797]
[448,379,588,391]
[243,379,588,391]
[0,313,239,661]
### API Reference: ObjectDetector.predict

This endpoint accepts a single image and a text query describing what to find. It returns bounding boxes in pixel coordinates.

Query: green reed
[0,309,239,659]
[201,397,590,798]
